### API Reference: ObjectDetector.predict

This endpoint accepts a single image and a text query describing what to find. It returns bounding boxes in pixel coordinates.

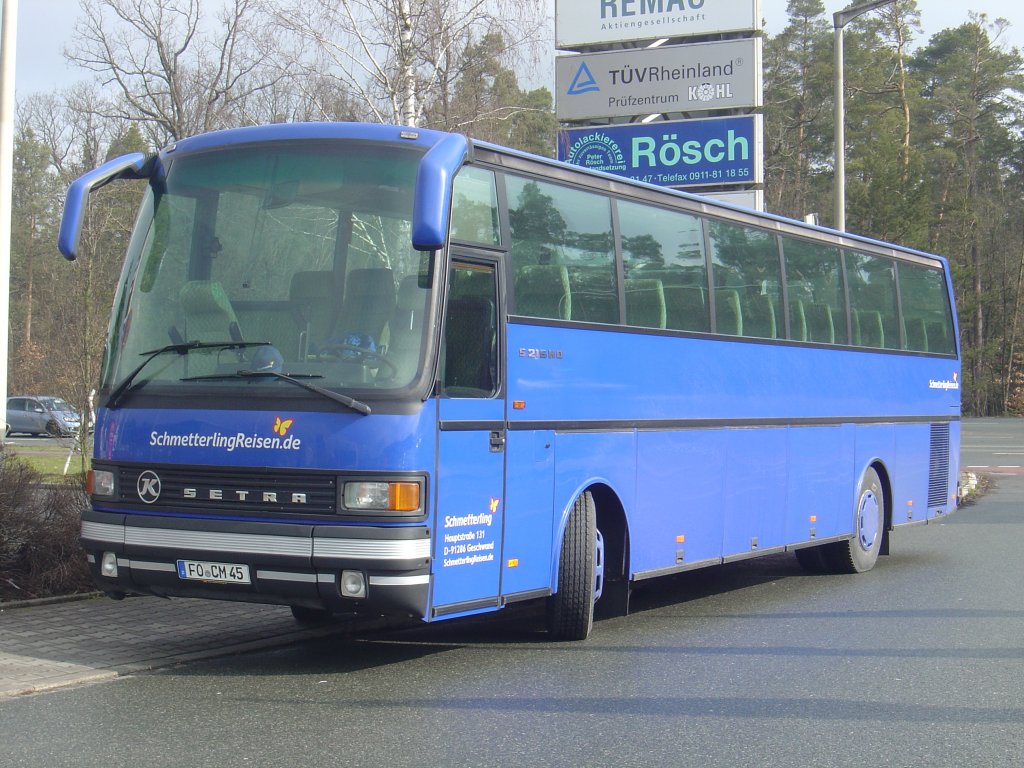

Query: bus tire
[547,491,597,641]
[827,467,885,574]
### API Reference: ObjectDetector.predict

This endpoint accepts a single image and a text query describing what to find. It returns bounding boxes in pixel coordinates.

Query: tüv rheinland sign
[556,38,761,121]
[557,116,763,188]
[556,0,762,50]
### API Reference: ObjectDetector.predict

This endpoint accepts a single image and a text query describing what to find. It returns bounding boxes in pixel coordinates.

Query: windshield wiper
[181,369,372,415]
[107,341,271,409]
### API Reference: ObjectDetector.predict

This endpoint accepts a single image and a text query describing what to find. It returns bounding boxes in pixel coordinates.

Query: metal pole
[834,23,845,232]
[0,0,18,441]
[833,0,897,233]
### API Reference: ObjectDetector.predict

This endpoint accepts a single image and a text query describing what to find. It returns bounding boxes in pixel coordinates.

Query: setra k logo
[137,470,161,504]
[273,416,294,436]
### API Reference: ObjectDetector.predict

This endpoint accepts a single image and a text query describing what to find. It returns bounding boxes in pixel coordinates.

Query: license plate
[176,559,251,584]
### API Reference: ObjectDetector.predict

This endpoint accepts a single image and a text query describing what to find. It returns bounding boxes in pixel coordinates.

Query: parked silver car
[6,396,82,437]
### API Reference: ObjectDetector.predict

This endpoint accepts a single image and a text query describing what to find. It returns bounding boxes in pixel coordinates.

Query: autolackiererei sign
[557,116,763,188]
[556,38,761,121]
[556,0,762,50]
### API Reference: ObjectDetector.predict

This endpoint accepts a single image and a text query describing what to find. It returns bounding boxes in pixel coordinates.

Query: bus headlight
[88,469,116,497]
[341,480,421,515]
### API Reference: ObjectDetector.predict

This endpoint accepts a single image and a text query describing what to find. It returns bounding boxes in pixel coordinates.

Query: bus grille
[115,465,337,516]
[927,422,951,508]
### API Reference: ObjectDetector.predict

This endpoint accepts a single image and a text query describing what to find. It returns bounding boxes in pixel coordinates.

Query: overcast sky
[14,0,81,97]
[10,0,1024,100]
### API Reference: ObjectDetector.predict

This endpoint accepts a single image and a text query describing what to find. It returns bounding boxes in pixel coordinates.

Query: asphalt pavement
[0,418,1018,699]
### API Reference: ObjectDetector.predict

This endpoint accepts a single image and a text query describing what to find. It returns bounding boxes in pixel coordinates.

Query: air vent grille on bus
[927,422,951,508]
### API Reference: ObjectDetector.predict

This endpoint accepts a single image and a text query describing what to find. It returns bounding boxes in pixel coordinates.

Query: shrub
[0,452,92,601]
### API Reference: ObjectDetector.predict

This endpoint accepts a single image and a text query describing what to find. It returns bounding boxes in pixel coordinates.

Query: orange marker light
[809,515,817,523]
[513,400,526,410]
[389,482,421,512]
[507,558,519,568]
[676,535,685,543]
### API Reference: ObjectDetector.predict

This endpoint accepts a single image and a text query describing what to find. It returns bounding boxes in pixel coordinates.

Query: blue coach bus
[60,122,960,640]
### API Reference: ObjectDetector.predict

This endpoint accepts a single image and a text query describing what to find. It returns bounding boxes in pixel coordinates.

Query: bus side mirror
[58,152,152,261]
[411,133,469,252]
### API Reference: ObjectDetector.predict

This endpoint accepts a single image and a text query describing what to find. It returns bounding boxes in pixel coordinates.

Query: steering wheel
[316,343,397,376]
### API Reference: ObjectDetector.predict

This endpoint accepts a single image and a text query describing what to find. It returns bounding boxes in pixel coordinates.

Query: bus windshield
[104,141,435,401]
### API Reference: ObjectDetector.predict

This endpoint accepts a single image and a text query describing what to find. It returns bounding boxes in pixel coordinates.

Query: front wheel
[827,467,885,574]
[547,492,600,641]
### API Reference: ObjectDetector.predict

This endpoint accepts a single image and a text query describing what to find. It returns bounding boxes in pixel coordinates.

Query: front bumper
[81,508,432,618]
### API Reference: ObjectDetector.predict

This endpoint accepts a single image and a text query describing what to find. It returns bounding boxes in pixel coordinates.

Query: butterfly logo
[273,416,294,436]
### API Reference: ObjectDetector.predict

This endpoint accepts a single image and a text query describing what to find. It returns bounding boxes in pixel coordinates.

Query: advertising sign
[556,0,762,50]
[556,38,761,121]
[557,115,763,188]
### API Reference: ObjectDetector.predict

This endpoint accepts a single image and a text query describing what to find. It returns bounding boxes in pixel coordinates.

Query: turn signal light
[389,482,420,512]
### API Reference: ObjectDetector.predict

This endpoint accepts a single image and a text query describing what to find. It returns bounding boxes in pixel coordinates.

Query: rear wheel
[826,467,885,574]
[547,491,599,641]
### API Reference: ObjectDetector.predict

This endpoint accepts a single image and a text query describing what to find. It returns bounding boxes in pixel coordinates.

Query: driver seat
[335,268,396,345]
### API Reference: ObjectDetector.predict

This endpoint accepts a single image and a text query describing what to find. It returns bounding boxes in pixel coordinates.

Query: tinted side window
[898,262,956,354]
[708,220,782,339]
[781,236,847,344]
[619,200,708,332]
[507,176,617,324]
[451,166,500,247]
[847,252,899,350]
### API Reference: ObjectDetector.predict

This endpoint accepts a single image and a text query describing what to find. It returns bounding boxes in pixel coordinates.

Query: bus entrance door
[431,260,506,618]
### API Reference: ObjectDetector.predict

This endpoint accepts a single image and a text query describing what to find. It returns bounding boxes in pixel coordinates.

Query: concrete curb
[0,592,102,611]
[3,670,119,698]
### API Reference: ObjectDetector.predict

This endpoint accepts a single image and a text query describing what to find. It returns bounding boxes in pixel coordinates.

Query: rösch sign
[556,0,762,50]
[557,116,763,188]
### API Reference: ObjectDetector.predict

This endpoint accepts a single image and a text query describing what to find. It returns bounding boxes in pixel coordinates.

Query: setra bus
[60,122,960,640]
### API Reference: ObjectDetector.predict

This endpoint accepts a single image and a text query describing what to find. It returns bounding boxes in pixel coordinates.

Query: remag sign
[557,115,763,188]
[556,0,762,50]
[556,38,761,121]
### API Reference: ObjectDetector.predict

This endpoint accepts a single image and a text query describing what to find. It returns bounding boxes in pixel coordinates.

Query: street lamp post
[834,0,896,232]
[0,0,18,434]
